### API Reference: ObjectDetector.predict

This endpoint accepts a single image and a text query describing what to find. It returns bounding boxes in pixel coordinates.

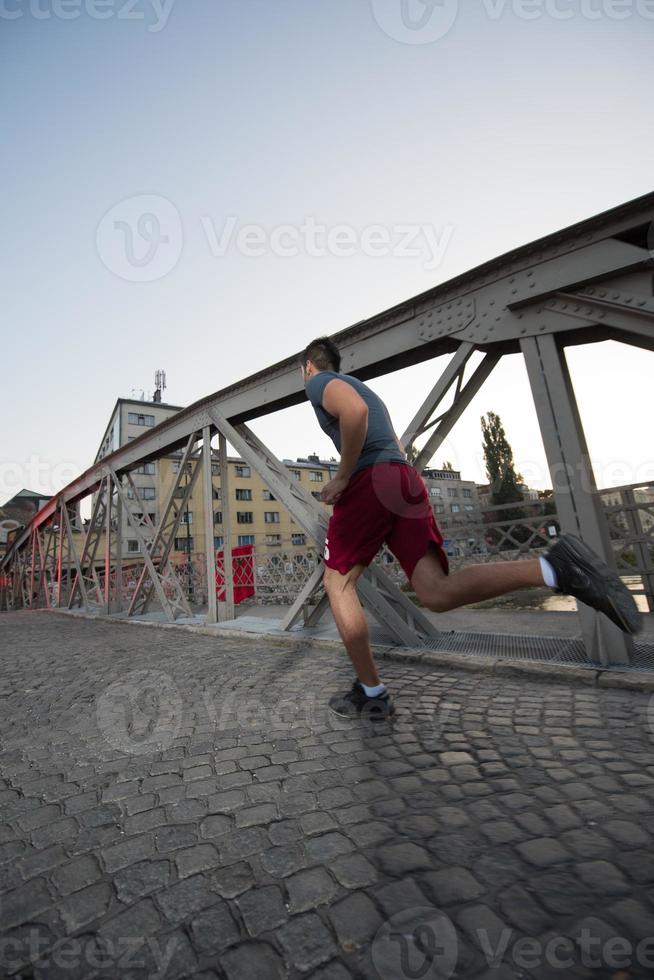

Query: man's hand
[320,474,349,505]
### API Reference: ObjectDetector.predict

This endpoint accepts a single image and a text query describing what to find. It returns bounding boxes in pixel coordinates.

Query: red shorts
[323,461,449,580]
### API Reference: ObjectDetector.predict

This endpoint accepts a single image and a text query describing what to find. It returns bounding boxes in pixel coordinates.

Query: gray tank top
[305,371,408,476]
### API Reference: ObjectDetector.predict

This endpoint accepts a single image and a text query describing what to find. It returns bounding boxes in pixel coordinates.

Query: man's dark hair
[300,336,341,373]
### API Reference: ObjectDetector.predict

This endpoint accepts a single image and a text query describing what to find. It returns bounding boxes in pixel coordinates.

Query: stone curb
[46,608,654,692]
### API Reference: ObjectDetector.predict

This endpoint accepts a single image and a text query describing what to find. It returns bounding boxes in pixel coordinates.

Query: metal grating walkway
[425,631,654,672]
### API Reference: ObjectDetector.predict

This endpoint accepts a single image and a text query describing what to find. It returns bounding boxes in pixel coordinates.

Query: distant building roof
[14,488,53,500]
[283,457,339,469]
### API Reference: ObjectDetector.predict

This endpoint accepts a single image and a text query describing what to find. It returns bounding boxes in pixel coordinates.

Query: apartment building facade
[94,398,338,560]
[422,467,484,558]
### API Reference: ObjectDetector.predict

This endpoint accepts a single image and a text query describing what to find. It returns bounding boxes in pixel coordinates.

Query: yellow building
[94,396,336,562]
[155,452,337,561]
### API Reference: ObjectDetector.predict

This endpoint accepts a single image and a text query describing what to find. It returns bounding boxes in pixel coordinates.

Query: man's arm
[320,379,368,503]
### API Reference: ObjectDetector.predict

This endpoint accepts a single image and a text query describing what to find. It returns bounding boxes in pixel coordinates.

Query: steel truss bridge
[2,192,653,667]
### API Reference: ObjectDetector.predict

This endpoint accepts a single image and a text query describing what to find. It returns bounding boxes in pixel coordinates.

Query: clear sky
[2,0,653,512]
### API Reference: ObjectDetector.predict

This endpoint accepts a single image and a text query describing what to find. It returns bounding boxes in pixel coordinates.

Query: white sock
[539,556,559,590]
[362,682,386,697]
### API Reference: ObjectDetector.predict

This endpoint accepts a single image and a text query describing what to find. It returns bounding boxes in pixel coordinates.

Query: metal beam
[411,349,501,474]
[401,343,475,454]
[217,432,235,621]
[279,560,326,631]
[202,426,218,624]
[110,466,192,622]
[127,433,200,618]
[521,332,635,665]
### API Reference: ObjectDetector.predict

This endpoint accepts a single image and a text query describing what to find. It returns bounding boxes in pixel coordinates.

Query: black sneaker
[545,533,641,634]
[328,680,395,722]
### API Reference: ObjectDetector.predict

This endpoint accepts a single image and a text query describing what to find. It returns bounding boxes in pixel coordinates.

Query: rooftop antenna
[131,388,145,401]
[153,369,167,403]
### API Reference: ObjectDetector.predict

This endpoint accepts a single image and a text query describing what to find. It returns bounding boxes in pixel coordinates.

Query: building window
[128,412,155,427]
[430,487,442,497]
[292,533,306,545]
[238,534,255,546]
[212,487,221,500]
[181,511,193,524]
[236,488,252,501]
[434,504,445,514]
[235,465,251,478]
[172,461,193,474]
[214,512,223,525]
[263,490,276,501]
[174,537,194,552]
[127,487,156,501]
[448,488,458,498]
[310,471,323,482]
[265,534,282,546]
[264,512,280,524]
[214,536,224,550]
[237,512,253,524]
[211,464,220,475]
[451,504,460,513]
[290,469,301,481]
[135,463,155,475]
[462,488,472,498]
[127,540,140,553]
[133,512,156,527]
[173,487,187,499]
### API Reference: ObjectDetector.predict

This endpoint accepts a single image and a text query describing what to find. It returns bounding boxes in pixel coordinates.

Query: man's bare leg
[323,564,380,686]
[411,545,545,612]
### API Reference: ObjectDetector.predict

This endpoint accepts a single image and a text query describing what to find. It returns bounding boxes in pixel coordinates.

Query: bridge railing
[22,482,652,615]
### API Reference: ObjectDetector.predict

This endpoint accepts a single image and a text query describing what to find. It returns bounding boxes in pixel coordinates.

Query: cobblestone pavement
[1,611,654,980]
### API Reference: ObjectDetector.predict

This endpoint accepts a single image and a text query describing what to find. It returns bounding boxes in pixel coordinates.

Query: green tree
[481,412,523,505]
[481,411,528,548]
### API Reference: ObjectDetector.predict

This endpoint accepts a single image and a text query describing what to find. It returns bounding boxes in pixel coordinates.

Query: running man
[300,336,641,721]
